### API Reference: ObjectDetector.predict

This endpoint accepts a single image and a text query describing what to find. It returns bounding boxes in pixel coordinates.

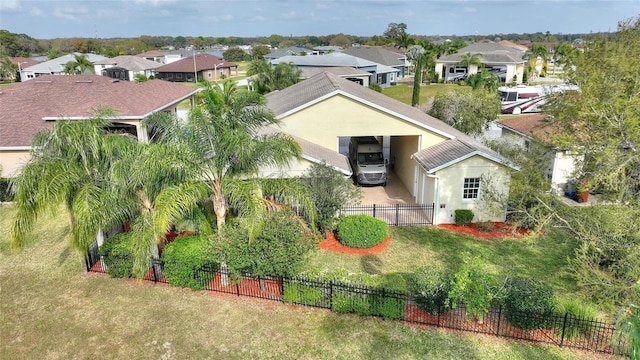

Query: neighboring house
[262,71,515,224]
[0,75,199,177]
[300,67,371,86]
[341,46,407,78]
[270,52,399,88]
[312,46,343,55]
[435,43,526,84]
[155,54,238,83]
[136,50,166,63]
[264,46,313,61]
[497,114,578,194]
[163,49,194,64]
[19,52,107,81]
[94,56,164,81]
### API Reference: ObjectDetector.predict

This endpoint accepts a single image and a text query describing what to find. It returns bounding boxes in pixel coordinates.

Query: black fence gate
[339,203,434,226]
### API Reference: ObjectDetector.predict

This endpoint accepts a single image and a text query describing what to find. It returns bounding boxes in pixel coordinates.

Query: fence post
[330,280,335,310]
[372,204,376,218]
[395,204,399,226]
[437,306,441,327]
[496,306,502,336]
[431,203,435,224]
[560,312,568,347]
[280,277,284,303]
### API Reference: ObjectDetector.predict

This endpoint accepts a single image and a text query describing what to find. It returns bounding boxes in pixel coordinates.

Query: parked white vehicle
[349,136,387,186]
[498,84,579,114]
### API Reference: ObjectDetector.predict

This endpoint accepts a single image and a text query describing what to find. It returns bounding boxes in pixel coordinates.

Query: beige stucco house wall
[0,149,30,177]
[436,155,510,224]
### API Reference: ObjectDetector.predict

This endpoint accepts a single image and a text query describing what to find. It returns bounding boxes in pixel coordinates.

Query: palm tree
[0,57,19,81]
[394,31,414,50]
[524,45,550,82]
[458,52,483,71]
[147,83,314,233]
[246,59,301,94]
[63,54,95,75]
[10,108,136,251]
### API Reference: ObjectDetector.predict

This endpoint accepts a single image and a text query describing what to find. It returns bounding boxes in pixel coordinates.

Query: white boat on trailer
[498,84,579,114]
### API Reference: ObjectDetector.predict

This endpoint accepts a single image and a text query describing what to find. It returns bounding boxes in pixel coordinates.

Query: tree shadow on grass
[360,255,383,274]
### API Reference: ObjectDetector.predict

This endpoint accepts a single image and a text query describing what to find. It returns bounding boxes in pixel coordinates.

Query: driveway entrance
[360,171,415,204]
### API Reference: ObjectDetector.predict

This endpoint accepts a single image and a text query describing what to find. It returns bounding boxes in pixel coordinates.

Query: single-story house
[136,50,166,64]
[264,46,313,61]
[0,75,199,177]
[94,56,164,81]
[155,54,238,83]
[299,67,371,87]
[497,114,578,195]
[435,43,526,84]
[270,52,399,88]
[262,71,515,224]
[19,52,107,81]
[341,46,407,78]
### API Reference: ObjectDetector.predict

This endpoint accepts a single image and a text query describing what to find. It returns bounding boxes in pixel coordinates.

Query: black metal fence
[85,249,629,357]
[339,203,434,226]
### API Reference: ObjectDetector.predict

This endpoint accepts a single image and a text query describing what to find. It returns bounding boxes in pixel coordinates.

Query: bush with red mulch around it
[436,222,530,240]
[318,232,391,255]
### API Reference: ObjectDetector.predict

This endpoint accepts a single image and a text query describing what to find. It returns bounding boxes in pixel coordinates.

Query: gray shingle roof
[438,43,525,64]
[256,126,351,175]
[22,52,107,74]
[264,46,313,59]
[300,67,370,78]
[265,71,513,172]
[94,56,163,71]
[341,47,405,67]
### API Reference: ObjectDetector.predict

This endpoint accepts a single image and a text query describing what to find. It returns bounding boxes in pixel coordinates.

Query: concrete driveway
[359,171,415,204]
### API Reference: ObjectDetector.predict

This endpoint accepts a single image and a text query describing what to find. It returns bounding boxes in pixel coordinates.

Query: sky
[1,0,639,39]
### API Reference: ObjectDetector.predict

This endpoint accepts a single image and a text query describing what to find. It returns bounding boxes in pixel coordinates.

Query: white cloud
[30,7,43,16]
[0,0,20,11]
[53,6,89,21]
[131,0,177,6]
[281,10,297,20]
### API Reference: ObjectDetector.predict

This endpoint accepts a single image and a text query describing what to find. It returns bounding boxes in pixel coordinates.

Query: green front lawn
[0,205,606,359]
[382,83,469,106]
[307,227,578,299]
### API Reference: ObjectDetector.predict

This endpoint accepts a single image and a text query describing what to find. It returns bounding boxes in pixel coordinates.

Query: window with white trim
[463,177,481,199]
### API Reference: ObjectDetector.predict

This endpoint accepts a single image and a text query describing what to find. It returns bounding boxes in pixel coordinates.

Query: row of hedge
[283,270,406,320]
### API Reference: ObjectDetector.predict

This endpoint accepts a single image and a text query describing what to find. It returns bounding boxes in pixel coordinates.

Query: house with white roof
[94,56,164,81]
[19,53,107,81]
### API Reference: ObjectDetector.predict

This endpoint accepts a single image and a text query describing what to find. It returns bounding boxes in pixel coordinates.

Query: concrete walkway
[360,171,415,204]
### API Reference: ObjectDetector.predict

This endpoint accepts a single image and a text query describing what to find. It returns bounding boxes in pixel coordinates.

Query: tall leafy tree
[524,44,550,81]
[406,44,425,106]
[547,16,640,202]
[458,52,483,69]
[428,89,501,136]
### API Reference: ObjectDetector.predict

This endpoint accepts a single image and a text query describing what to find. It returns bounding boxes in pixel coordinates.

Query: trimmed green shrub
[368,83,382,92]
[454,209,474,226]
[99,232,134,278]
[296,269,405,319]
[503,277,556,330]
[337,215,388,249]
[161,235,217,290]
[448,255,495,323]
[282,281,325,307]
[409,265,453,315]
[223,210,312,279]
[555,298,600,339]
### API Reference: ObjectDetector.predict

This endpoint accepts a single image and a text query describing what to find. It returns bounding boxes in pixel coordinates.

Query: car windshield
[358,152,384,165]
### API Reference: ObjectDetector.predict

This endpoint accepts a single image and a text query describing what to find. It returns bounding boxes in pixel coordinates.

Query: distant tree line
[0,28,607,59]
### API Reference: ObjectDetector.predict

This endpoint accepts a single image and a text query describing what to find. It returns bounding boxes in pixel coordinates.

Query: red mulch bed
[318,231,391,255]
[436,222,530,240]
